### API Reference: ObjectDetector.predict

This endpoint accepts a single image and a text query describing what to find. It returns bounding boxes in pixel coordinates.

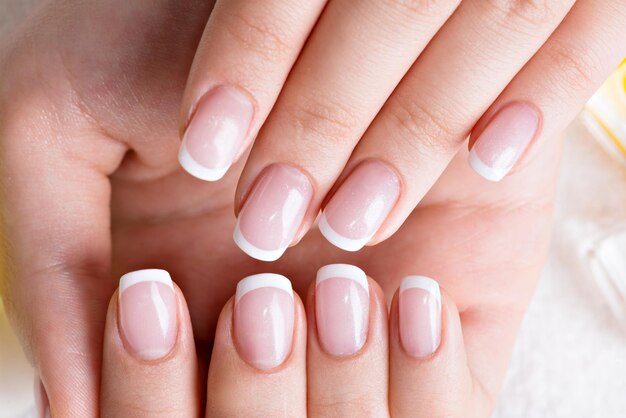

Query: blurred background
[1,2,625,417]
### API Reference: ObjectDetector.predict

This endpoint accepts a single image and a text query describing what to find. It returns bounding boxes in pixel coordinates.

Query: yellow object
[582,60,626,164]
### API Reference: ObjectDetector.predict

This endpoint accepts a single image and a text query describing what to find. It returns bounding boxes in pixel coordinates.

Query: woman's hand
[93,266,511,417]
[0,0,610,416]
[179,0,626,259]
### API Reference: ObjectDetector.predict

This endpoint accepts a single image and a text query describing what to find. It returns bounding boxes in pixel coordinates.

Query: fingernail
[118,269,177,360]
[234,164,313,261]
[234,273,294,370]
[315,264,369,357]
[319,160,400,252]
[179,86,254,181]
[34,375,50,418]
[398,276,441,358]
[468,102,540,182]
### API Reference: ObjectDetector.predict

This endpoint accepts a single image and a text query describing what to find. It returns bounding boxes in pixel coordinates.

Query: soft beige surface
[1,3,625,417]
[494,121,626,418]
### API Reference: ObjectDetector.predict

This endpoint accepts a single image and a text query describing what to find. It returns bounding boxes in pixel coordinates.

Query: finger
[206,274,306,416]
[177,0,326,181]
[100,269,200,417]
[319,0,576,251]
[0,54,119,418]
[468,0,626,181]
[389,276,487,418]
[232,0,461,261]
[306,264,388,416]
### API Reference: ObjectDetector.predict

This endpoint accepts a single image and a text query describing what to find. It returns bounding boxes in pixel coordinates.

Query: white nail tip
[235,273,293,304]
[467,149,508,182]
[400,276,441,304]
[318,213,371,252]
[233,220,288,262]
[178,141,230,182]
[316,264,369,295]
[119,269,173,294]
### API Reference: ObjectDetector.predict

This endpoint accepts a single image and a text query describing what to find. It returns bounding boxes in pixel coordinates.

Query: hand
[0,0,585,416]
[92,264,523,417]
[177,0,626,259]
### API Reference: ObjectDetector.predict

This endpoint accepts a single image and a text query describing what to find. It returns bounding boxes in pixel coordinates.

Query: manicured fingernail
[234,273,294,370]
[34,375,50,418]
[399,276,441,358]
[118,269,177,360]
[315,264,369,357]
[179,86,253,181]
[234,164,313,261]
[319,160,400,252]
[468,102,541,182]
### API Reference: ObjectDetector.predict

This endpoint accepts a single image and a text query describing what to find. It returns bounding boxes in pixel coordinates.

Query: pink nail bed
[234,164,313,261]
[315,264,369,357]
[179,86,253,181]
[398,276,441,358]
[468,102,540,182]
[319,160,400,252]
[118,269,177,360]
[234,273,294,370]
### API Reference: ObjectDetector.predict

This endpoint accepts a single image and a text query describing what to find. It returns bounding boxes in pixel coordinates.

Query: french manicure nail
[234,164,313,261]
[234,273,294,370]
[179,86,254,181]
[34,375,50,418]
[316,264,369,357]
[118,269,177,360]
[319,160,400,252]
[399,276,441,358]
[468,102,541,182]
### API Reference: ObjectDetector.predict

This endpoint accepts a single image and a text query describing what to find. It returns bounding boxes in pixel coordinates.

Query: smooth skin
[0,0,614,416]
[183,0,626,252]
[100,271,485,417]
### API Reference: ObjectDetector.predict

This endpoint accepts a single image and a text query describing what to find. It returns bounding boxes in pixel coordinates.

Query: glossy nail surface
[234,273,294,370]
[319,160,400,252]
[469,102,540,182]
[316,264,369,357]
[398,276,441,358]
[234,164,313,261]
[118,269,177,360]
[179,86,253,181]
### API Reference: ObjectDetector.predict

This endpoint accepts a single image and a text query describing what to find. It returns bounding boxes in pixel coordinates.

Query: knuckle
[386,95,462,158]
[210,406,291,418]
[312,394,385,417]
[485,0,565,26]
[384,0,456,16]
[225,11,294,63]
[287,95,359,147]
[544,43,599,92]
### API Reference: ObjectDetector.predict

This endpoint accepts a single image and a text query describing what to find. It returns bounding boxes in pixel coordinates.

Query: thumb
[0,30,124,418]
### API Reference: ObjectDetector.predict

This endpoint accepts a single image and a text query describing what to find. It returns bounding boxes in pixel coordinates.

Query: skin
[0,0,611,415]
[184,0,625,248]
[99,273,489,417]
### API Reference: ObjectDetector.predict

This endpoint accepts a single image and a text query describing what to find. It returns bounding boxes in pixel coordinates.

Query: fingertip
[116,269,178,361]
[208,274,306,417]
[307,265,390,416]
[178,140,230,182]
[468,148,508,182]
[233,213,289,262]
[102,270,200,417]
[389,277,471,416]
[318,213,369,252]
